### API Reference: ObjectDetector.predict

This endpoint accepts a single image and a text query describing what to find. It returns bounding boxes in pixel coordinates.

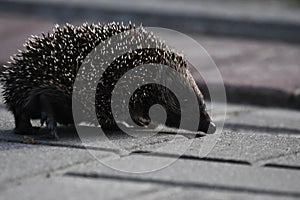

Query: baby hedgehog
[0,22,216,139]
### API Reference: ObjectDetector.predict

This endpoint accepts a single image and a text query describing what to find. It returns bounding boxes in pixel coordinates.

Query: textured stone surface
[0,141,115,183]
[2,173,299,200]
[59,155,300,197]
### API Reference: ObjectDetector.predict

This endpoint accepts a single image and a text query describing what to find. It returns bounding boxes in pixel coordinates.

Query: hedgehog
[0,22,216,140]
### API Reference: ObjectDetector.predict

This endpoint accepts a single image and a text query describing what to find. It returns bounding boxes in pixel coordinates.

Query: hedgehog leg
[39,94,58,140]
[13,110,39,135]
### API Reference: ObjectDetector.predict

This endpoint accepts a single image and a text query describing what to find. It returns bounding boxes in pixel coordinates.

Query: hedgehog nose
[207,122,216,134]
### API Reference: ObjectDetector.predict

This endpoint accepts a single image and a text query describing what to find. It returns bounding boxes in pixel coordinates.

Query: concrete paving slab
[0,96,299,199]
[0,141,115,183]
[59,155,300,198]
[206,131,300,165]
[0,175,157,200]
[1,175,297,200]
[125,130,300,167]
[1,101,299,167]
[2,128,300,168]
[195,36,300,92]
[223,107,300,133]
[147,187,299,200]
[263,152,300,168]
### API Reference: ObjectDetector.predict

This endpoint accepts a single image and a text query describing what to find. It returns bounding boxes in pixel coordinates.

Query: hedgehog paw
[41,112,58,140]
[48,122,59,140]
[40,112,47,127]
[49,129,59,140]
[14,127,40,135]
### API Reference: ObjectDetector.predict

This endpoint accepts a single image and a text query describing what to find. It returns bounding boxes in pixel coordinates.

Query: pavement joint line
[263,163,300,171]
[253,150,300,165]
[131,150,300,171]
[64,172,300,198]
[0,146,122,187]
[1,133,300,171]
[130,150,251,166]
[0,138,120,154]
[0,154,122,188]
[0,157,97,187]
[127,186,182,200]
[0,137,252,167]
[224,123,300,136]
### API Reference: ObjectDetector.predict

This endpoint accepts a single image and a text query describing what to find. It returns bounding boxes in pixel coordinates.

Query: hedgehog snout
[198,110,216,134]
[207,122,216,134]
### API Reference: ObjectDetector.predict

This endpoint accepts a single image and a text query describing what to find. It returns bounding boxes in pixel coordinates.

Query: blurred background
[0,0,300,109]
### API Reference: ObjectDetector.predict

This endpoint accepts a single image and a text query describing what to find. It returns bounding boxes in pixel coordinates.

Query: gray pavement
[0,96,300,199]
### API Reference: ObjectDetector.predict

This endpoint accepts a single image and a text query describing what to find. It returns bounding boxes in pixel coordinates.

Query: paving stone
[119,130,300,166]
[136,187,299,200]
[206,131,300,165]
[223,107,300,133]
[263,152,300,167]
[0,141,115,183]
[173,189,296,200]
[1,102,299,167]
[59,155,300,198]
[0,176,157,200]
[195,35,300,92]
[1,175,297,200]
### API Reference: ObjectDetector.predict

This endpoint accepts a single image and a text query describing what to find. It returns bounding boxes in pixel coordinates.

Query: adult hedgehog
[0,22,216,139]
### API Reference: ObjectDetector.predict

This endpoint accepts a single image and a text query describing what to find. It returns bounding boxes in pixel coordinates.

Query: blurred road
[1,0,300,42]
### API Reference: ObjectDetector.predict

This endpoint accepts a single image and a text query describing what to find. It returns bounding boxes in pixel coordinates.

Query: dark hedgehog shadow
[0,127,142,152]
[11,125,159,141]
[0,124,204,145]
[0,127,79,142]
[38,125,136,142]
